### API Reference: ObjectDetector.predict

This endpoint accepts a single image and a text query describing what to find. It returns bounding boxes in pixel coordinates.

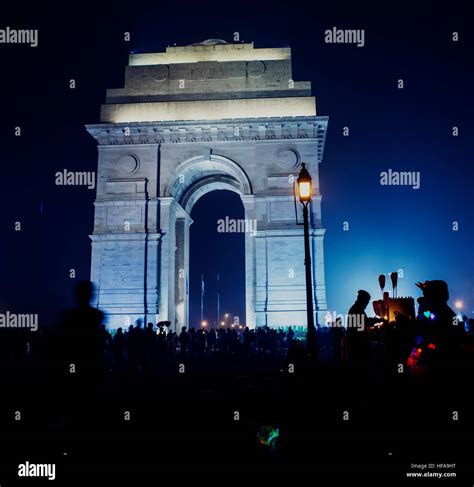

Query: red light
[427,343,436,350]
[417,348,422,354]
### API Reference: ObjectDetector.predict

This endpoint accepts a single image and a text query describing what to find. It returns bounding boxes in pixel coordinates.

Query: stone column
[241,195,257,328]
[313,228,327,325]
[255,232,268,328]
[157,197,176,328]
[174,207,193,331]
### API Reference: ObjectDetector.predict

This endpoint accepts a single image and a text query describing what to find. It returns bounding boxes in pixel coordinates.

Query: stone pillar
[145,231,161,325]
[313,228,327,326]
[255,232,268,328]
[174,207,193,331]
[241,195,256,328]
[157,197,176,329]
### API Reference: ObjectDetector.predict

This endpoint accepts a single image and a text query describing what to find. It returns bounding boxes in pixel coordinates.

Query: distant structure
[86,40,329,331]
[373,294,416,321]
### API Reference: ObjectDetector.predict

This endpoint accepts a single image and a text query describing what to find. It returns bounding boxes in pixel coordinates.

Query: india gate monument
[86,39,329,331]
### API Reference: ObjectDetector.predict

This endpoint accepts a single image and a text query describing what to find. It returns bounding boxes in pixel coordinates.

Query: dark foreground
[0,353,473,484]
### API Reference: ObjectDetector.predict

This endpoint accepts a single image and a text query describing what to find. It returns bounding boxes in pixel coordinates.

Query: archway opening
[188,190,246,329]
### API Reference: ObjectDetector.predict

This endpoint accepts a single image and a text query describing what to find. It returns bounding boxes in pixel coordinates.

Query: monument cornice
[86,116,328,161]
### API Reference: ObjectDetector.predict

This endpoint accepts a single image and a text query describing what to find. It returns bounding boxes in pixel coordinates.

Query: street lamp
[295,163,317,359]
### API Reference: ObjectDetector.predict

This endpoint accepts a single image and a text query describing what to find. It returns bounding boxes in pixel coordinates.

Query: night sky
[0,1,472,328]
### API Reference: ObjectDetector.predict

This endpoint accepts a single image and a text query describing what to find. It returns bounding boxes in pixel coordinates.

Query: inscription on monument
[188,65,225,79]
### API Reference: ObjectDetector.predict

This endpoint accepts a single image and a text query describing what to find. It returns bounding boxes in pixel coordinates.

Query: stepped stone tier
[86,39,329,331]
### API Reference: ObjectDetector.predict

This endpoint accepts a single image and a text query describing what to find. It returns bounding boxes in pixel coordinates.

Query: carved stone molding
[87,116,329,163]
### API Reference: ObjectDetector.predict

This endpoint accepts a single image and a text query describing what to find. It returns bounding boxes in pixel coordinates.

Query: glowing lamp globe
[297,163,312,203]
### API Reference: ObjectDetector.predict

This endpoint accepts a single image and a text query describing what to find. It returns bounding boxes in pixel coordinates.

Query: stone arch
[180,177,243,214]
[164,153,252,211]
[165,153,255,331]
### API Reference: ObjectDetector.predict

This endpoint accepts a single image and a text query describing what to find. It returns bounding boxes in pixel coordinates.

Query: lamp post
[296,163,317,359]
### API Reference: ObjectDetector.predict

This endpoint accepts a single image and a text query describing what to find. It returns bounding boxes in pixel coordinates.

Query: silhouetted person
[155,325,166,359]
[207,328,217,352]
[144,322,157,367]
[112,327,125,365]
[287,326,295,347]
[99,324,111,355]
[415,280,456,325]
[243,327,252,355]
[197,328,207,355]
[179,326,191,358]
[132,319,146,369]
[416,280,462,362]
[60,281,103,373]
[347,290,372,362]
[57,281,104,425]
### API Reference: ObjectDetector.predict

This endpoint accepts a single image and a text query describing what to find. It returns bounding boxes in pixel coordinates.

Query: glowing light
[430,313,435,320]
[298,182,311,200]
[256,425,279,449]
[427,343,436,350]
[201,320,208,328]
[101,97,317,124]
[423,311,431,319]
[220,321,225,326]
[454,300,463,310]
[297,164,312,203]
[407,346,423,368]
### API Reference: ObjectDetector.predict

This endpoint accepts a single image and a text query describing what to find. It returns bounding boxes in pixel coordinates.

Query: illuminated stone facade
[86,40,328,331]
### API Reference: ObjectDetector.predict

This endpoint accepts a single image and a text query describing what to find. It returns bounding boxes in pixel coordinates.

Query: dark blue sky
[0,0,472,326]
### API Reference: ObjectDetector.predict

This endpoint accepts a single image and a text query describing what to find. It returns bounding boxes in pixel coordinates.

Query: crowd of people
[100,321,303,367]
[1,280,473,381]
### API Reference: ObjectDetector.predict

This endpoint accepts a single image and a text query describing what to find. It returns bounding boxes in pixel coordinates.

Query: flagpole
[201,273,204,323]
[217,273,220,330]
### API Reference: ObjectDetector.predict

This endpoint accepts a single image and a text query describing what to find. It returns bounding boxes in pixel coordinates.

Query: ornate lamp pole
[295,163,317,358]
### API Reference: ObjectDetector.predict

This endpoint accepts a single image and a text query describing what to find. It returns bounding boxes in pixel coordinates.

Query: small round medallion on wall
[275,148,300,170]
[117,154,140,175]
[247,60,266,78]
[152,65,169,82]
